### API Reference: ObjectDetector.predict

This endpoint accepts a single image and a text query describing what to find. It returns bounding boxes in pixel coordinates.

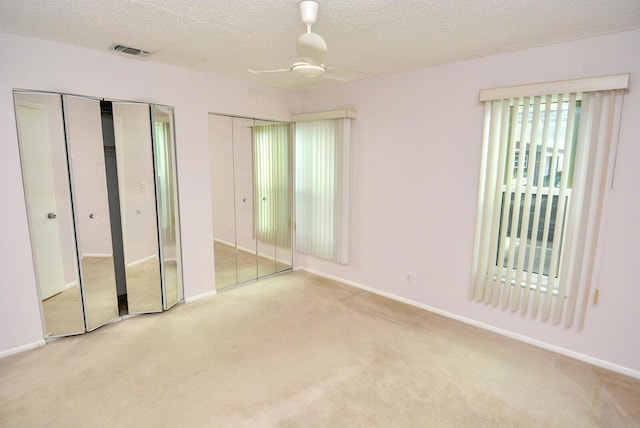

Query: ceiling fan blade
[323,67,367,82]
[247,68,292,74]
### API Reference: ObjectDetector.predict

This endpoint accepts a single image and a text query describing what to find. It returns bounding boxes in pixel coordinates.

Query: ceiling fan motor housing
[297,32,327,65]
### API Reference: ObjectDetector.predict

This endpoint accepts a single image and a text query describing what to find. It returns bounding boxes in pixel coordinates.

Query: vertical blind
[471,74,628,328]
[253,123,291,248]
[154,121,176,245]
[295,118,350,264]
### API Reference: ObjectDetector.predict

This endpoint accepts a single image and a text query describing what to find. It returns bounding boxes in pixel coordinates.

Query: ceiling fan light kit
[292,62,325,77]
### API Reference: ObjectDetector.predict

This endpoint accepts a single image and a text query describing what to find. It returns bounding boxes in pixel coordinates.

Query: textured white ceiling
[1,0,639,90]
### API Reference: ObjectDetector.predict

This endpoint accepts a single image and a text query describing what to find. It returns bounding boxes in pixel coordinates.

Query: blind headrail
[479,74,630,101]
[291,109,356,122]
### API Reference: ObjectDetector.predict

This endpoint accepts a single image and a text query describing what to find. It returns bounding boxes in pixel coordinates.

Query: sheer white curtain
[295,118,350,264]
[471,74,628,328]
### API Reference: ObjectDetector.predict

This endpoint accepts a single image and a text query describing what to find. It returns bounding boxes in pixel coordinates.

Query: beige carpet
[1,271,638,427]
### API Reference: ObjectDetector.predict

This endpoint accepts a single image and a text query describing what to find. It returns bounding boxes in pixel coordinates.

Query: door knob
[47,213,56,219]
[89,213,96,219]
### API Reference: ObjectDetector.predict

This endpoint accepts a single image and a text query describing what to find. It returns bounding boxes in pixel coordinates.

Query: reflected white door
[16,102,66,299]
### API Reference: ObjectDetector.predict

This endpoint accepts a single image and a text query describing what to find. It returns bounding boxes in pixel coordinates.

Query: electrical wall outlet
[405,271,413,284]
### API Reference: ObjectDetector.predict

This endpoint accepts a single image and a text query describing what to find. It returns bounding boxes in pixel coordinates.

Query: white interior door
[16,101,66,299]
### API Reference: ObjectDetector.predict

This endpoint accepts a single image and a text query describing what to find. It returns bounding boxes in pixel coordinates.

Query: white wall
[0,32,294,354]
[292,29,640,375]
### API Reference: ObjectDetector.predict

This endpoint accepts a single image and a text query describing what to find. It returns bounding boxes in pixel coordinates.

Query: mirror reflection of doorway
[14,93,86,337]
[209,114,293,290]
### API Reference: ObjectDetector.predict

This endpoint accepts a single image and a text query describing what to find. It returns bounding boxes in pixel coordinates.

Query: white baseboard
[83,253,112,258]
[214,238,235,247]
[127,254,158,268]
[297,267,640,380]
[0,340,46,359]
[64,280,78,290]
[184,289,218,303]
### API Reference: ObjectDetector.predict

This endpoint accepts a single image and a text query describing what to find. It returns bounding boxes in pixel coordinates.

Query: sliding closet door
[210,115,260,288]
[112,102,162,313]
[14,92,85,337]
[210,113,293,290]
[64,96,120,330]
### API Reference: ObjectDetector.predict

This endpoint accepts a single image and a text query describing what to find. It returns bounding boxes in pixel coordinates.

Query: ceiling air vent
[111,44,150,57]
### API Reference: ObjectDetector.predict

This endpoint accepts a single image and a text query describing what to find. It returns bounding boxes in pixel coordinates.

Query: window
[500,96,579,286]
[294,115,352,264]
[471,75,628,328]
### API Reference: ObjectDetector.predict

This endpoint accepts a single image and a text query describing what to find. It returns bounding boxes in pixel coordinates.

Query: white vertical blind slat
[485,101,510,304]
[571,91,621,328]
[471,101,498,302]
[522,94,553,314]
[493,98,521,306]
[471,102,491,301]
[511,96,542,312]
[542,93,578,322]
[550,94,580,323]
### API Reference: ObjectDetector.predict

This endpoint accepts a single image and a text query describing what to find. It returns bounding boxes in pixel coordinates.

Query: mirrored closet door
[152,105,181,309]
[65,95,120,330]
[14,92,87,336]
[112,102,162,314]
[209,114,293,290]
[14,91,183,338]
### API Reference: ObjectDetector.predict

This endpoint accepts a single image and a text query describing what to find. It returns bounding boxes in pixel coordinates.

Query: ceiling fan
[247,0,361,81]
